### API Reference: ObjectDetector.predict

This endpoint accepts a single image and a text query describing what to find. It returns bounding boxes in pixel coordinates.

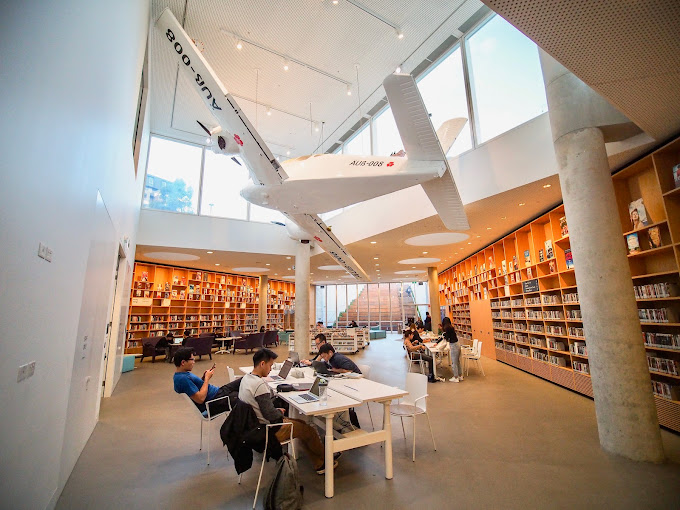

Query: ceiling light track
[344,0,402,36]
[220,29,351,87]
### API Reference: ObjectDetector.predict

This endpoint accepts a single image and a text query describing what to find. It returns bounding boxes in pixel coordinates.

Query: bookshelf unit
[126,262,295,354]
[438,136,680,432]
[266,279,295,330]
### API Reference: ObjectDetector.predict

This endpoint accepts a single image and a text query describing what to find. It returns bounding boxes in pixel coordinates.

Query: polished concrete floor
[57,336,680,509]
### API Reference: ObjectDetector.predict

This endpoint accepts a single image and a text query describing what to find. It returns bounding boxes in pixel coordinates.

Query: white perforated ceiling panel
[482,0,680,141]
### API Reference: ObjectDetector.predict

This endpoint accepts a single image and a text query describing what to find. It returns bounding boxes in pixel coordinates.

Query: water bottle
[318,378,328,406]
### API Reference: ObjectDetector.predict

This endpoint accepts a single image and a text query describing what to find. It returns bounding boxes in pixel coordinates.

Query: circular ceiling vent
[231,267,270,273]
[398,257,441,264]
[143,252,200,261]
[404,233,469,246]
[317,265,346,271]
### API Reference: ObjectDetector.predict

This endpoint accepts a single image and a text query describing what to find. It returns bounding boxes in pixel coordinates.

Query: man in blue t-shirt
[173,347,233,415]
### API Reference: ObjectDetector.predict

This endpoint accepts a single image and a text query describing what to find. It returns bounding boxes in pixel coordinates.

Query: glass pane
[143,136,201,213]
[315,286,326,325]
[336,285,348,327]
[390,283,403,332]
[417,47,473,157]
[326,285,337,327]
[466,15,548,144]
[249,202,287,224]
[401,283,419,325]
[344,125,371,156]
[356,284,367,327]
[200,153,250,219]
[373,107,404,156]
[347,284,358,327]
[366,284,380,328]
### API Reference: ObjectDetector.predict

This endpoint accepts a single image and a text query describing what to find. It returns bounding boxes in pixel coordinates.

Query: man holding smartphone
[173,347,235,415]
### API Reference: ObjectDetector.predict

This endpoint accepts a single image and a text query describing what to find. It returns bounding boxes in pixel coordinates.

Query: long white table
[239,365,407,498]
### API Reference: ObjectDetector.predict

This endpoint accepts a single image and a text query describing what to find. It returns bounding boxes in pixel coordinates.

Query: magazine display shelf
[438,136,680,433]
[126,262,295,354]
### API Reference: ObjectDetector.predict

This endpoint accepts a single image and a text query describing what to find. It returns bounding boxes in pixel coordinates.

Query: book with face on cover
[565,249,574,269]
[628,198,649,230]
[544,240,554,260]
[539,249,544,262]
[524,250,531,265]
[674,164,680,189]
[559,217,568,237]
[648,226,662,249]
[501,260,507,275]
[513,256,519,271]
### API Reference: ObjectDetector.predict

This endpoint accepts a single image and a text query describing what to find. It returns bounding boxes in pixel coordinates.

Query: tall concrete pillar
[294,240,311,356]
[540,51,664,462]
[258,275,268,330]
[427,267,441,333]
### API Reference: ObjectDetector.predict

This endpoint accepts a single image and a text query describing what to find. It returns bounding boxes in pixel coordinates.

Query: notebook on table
[289,377,322,404]
[266,359,293,381]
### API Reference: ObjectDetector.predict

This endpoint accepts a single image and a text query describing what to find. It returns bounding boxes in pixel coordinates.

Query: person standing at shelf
[442,317,462,382]
[318,344,362,374]
[403,329,438,383]
[300,333,328,366]
[424,311,432,332]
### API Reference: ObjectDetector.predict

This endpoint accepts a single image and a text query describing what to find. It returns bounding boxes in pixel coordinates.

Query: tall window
[466,15,548,144]
[344,125,371,156]
[373,107,403,156]
[143,136,202,213]
[417,47,473,156]
[200,153,250,219]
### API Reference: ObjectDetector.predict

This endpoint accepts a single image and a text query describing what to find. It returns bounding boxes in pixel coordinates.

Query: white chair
[390,373,436,461]
[357,364,375,430]
[239,422,295,509]
[226,366,236,382]
[461,338,478,375]
[464,340,485,376]
[181,393,231,465]
[406,348,425,374]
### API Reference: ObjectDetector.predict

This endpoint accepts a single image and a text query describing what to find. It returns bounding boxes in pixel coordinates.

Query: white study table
[239,365,407,498]
[215,336,240,355]
[423,341,451,379]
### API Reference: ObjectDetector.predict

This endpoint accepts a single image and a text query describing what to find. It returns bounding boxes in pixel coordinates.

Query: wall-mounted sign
[522,279,539,293]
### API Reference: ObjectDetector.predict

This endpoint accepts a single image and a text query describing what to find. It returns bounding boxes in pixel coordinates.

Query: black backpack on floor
[263,452,303,510]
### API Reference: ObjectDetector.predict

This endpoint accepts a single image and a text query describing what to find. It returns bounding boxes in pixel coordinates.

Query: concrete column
[427,267,441,333]
[541,51,664,462]
[294,240,311,356]
[258,275,268,330]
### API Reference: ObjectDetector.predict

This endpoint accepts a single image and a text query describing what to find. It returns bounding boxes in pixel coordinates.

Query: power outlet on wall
[17,361,36,382]
[38,242,53,262]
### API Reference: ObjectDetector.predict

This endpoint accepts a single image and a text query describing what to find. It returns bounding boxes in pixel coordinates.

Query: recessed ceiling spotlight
[283,60,289,71]
[486,227,491,230]
[396,29,404,39]
[207,251,213,254]
[206,137,211,144]
[332,0,339,4]
[467,242,472,245]
[501,216,507,220]
[476,235,481,238]
[374,257,379,260]
[287,268,291,270]
[519,202,525,206]
[375,263,379,266]
[265,263,270,266]
[422,251,428,254]
[346,84,352,96]
[286,149,291,156]
[286,256,291,259]
[395,65,402,73]
[274,273,278,275]
[543,184,551,188]
[370,241,377,244]
[215,263,220,266]
[266,107,272,116]
[236,40,243,50]
[314,122,320,132]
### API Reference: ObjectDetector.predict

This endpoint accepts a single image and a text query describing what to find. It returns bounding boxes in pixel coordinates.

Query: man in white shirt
[239,348,339,474]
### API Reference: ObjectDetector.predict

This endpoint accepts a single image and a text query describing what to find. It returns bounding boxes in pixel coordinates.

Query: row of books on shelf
[643,332,680,350]
[626,226,664,254]
[647,354,679,376]
[652,380,679,401]
[638,307,675,323]
[634,282,677,300]
[572,361,590,374]
[570,341,587,356]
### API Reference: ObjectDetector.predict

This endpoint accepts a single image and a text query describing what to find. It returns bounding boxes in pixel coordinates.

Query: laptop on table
[289,377,322,404]
[312,360,336,376]
[266,359,293,381]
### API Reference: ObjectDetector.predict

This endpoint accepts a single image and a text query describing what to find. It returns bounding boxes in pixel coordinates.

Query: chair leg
[478,357,485,376]
[367,404,375,430]
[412,415,417,462]
[199,420,203,451]
[238,473,242,484]
[425,411,436,451]
[207,419,211,465]
[400,416,406,441]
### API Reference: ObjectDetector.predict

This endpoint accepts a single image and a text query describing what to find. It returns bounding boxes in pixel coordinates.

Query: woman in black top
[442,317,462,382]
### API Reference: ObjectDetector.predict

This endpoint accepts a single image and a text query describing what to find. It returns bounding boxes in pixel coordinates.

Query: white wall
[0,1,150,509]
[138,209,299,255]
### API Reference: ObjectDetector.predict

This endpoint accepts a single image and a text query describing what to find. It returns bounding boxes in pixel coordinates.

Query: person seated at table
[318,344,362,374]
[240,348,339,475]
[173,347,235,415]
[315,321,325,329]
[413,323,428,343]
[300,333,327,366]
[349,320,358,328]
[260,325,266,332]
[403,330,438,383]
[442,317,462,382]
[182,329,192,346]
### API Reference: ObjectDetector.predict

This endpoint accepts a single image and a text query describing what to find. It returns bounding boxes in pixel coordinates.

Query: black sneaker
[428,376,439,383]
[316,459,339,475]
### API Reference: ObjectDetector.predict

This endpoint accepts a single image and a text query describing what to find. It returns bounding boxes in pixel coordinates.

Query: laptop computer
[289,377,322,404]
[312,360,336,376]
[267,359,293,381]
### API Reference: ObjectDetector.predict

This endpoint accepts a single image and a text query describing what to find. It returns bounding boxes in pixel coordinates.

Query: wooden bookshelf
[126,262,295,354]
[438,136,680,432]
